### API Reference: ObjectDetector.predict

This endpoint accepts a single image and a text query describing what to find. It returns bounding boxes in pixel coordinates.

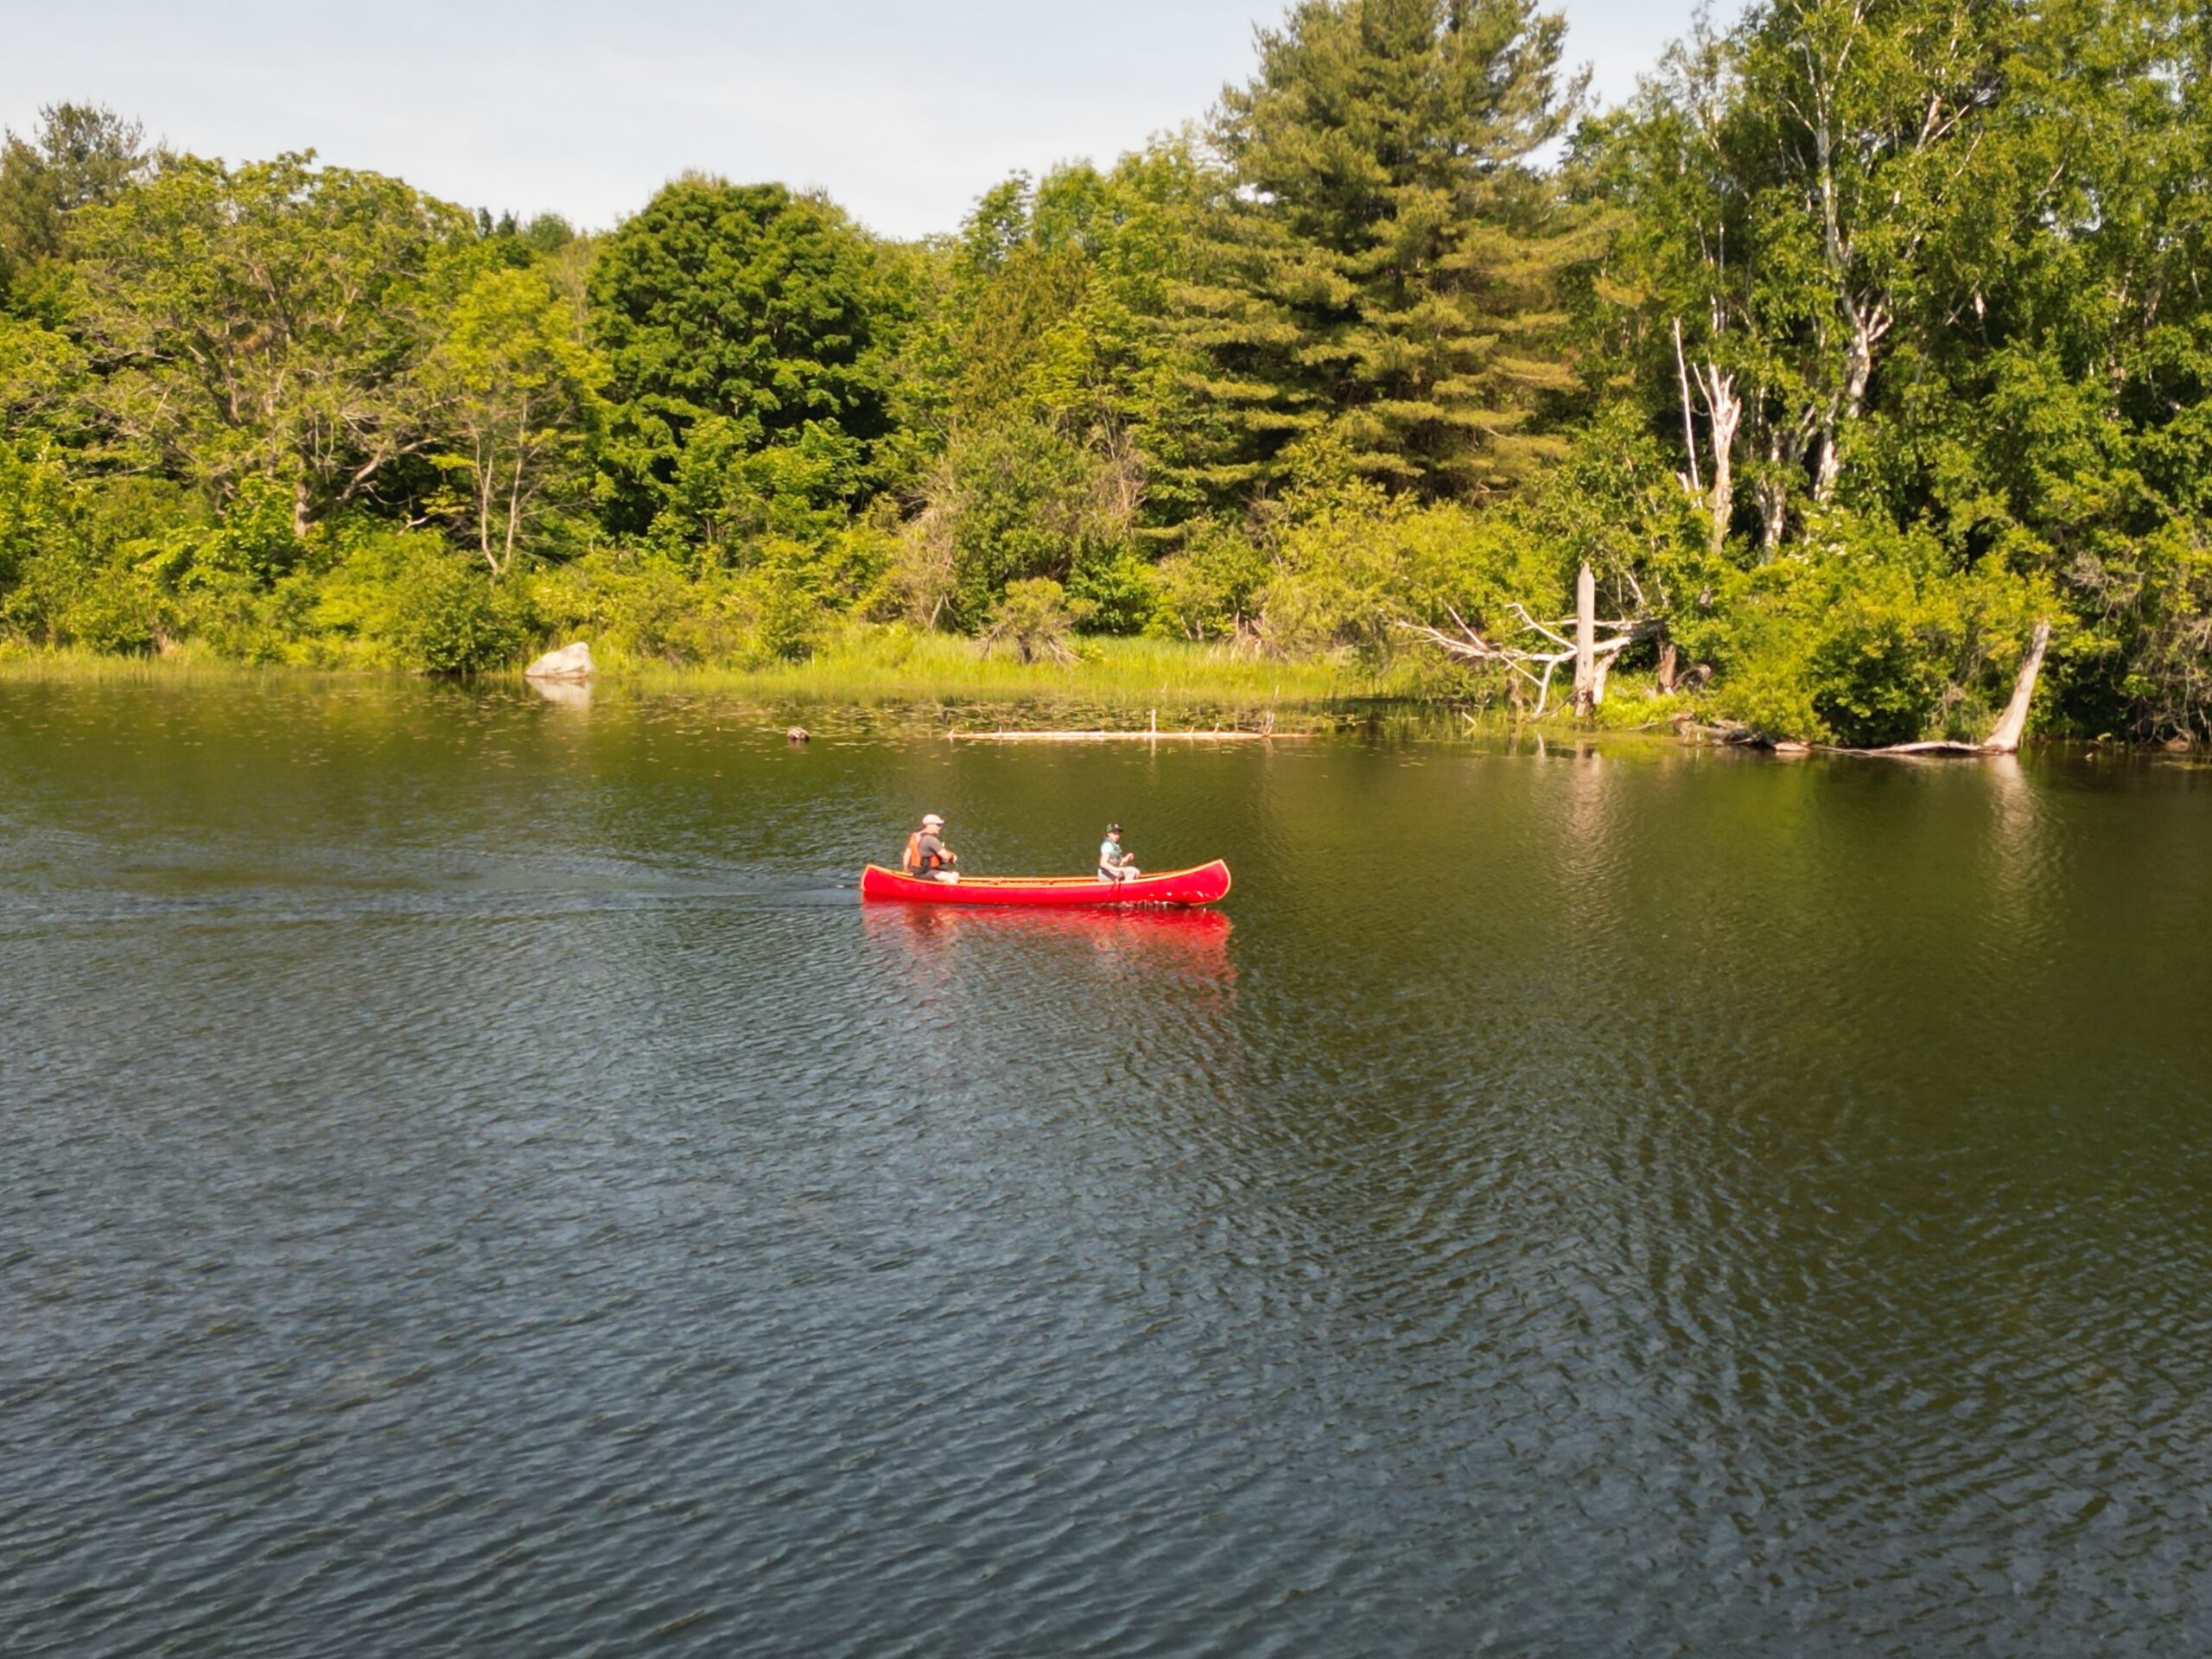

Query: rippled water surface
[4,679,2210,1656]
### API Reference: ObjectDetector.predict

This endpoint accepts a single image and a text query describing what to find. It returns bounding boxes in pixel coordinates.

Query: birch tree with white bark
[421,267,607,574]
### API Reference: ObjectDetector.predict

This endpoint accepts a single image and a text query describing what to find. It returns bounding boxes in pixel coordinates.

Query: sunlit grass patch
[607,627,1379,706]
[0,628,1463,717]
[0,643,274,682]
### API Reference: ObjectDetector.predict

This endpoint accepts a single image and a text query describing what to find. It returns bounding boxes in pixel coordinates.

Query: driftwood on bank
[1677,627,2050,757]
[1405,565,2051,760]
[1824,621,2051,758]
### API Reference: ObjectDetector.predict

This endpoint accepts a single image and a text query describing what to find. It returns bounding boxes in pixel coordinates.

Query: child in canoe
[1098,823,1141,883]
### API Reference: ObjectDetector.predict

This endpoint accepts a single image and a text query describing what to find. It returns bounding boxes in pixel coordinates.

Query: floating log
[946,729,1307,742]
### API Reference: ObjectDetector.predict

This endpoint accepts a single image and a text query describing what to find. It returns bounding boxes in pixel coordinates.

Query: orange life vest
[902,831,925,874]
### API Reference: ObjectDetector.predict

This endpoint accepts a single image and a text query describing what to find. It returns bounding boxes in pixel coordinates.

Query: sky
[1,0,1727,240]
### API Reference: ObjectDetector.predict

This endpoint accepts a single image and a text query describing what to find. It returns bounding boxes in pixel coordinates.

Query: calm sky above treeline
[1,0,1732,238]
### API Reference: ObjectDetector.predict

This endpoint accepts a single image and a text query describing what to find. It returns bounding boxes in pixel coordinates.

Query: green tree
[69,151,477,529]
[1580,0,2033,554]
[926,418,1138,631]
[386,545,533,671]
[0,103,150,303]
[954,149,1230,531]
[656,416,863,568]
[1581,0,2212,737]
[587,177,899,544]
[421,265,608,571]
[0,440,76,599]
[0,310,88,446]
[953,226,1091,423]
[1889,0,2212,738]
[983,576,1086,662]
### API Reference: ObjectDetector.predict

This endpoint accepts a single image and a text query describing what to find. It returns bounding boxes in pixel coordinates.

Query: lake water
[4,678,2210,1656]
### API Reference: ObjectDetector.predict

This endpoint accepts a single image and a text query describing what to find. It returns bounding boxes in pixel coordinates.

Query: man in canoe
[1097,823,1141,883]
[902,812,960,882]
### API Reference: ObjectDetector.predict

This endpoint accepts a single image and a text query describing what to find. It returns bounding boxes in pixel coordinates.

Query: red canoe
[859,859,1231,908]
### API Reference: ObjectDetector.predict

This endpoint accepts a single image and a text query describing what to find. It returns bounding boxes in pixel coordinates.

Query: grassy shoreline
[612,634,1388,704]
[0,634,1396,705]
[2,642,2183,759]
[0,634,1709,736]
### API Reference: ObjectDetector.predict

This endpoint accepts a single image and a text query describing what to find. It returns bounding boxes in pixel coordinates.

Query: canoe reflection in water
[860,902,1237,1005]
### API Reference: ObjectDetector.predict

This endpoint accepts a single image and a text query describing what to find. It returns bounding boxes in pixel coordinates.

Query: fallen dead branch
[1822,621,2050,758]
[1402,563,1660,717]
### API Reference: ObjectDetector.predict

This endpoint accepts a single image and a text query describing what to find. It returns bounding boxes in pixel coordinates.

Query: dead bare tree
[1674,317,1745,563]
[1402,563,1661,719]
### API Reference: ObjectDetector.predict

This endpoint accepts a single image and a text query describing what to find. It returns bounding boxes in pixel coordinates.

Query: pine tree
[1176,0,1592,503]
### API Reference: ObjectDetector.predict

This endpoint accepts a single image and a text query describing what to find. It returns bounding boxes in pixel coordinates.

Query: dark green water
[4,678,2210,1656]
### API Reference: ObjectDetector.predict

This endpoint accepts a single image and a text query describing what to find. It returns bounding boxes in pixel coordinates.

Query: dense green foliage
[4,0,2212,741]
[588,178,902,550]
[1574,0,2212,741]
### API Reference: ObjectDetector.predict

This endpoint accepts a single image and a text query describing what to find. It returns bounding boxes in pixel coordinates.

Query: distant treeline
[3,0,2209,741]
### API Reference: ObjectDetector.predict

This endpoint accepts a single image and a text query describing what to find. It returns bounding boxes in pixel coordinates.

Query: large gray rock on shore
[525,641,594,681]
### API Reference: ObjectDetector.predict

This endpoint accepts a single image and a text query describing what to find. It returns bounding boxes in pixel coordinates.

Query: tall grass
[609,631,1387,705]
[0,644,287,683]
[0,631,1422,706]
